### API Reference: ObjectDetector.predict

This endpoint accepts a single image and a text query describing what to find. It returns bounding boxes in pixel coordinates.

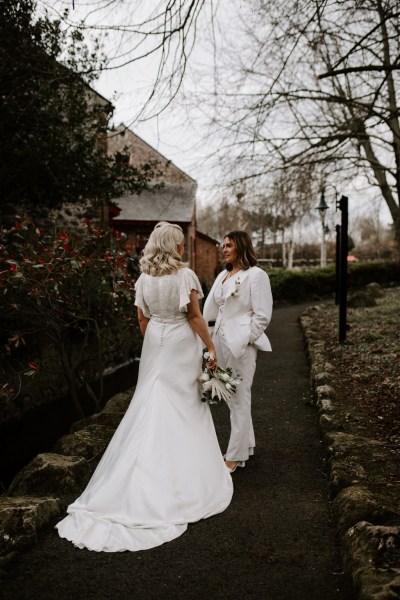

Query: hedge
[264,260,400,305]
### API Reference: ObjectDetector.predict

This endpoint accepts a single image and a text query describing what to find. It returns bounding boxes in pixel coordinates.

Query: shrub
[267,266,336,304]
[347,260,400,288]
[0,218,141,419]
[264,261,400,305]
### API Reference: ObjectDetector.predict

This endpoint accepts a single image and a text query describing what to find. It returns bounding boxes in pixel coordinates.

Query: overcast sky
[38,0,392,235]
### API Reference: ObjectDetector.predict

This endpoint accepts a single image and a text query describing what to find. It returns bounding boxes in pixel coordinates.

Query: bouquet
[199,351,241,404]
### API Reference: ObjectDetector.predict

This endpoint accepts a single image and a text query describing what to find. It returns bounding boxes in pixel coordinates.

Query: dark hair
[224,230,257,270]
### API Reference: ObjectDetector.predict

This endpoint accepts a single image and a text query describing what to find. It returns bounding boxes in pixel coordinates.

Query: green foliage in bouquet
[199,352,240,404]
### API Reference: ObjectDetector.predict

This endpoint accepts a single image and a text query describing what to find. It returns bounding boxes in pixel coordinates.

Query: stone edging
[0,388,134,568]
[300,306,400,600]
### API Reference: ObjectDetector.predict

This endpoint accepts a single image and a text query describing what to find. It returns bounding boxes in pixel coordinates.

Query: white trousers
[213,331,257,462]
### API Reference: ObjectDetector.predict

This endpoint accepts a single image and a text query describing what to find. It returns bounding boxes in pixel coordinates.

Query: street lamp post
[315,186,349,343]
[315,191,329,267]
[338,195,349,343]
[335,224,341,305]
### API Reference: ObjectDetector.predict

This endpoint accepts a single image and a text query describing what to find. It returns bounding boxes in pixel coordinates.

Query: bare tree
[355,214,395,259]
[246,164,318,267]
[204,0,400,246]
[42,1,400,248]
[197,163,317,267]
[197,184,254,241]
[40,0,212,120]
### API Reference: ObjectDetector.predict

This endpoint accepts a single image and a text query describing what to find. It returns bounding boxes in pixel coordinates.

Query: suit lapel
[223,268,251,307]
[236,267,251,285]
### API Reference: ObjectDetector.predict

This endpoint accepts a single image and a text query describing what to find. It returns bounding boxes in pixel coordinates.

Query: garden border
[300,305,400,600]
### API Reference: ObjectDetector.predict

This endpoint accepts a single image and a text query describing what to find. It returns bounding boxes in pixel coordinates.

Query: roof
[111,183,196,223]
[113,124,197,185]
[196,230,220,245]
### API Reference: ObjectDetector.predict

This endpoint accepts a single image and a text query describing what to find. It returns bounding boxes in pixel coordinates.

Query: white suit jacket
[203,266,273,360]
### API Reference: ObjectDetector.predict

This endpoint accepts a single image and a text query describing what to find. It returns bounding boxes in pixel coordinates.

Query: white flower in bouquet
[202,380,213,392]
[199,372,210,382]
[199,351,241,404]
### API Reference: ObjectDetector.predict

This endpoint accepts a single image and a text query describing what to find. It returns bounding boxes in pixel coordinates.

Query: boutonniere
[230,278,241,297]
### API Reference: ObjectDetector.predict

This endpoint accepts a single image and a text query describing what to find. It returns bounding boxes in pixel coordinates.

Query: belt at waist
[150,314,187,324]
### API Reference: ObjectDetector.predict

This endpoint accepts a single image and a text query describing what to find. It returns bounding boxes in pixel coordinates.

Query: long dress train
[56,268,233,552]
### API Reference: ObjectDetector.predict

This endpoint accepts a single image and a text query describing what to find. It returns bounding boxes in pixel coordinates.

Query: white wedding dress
[56,267,233,552]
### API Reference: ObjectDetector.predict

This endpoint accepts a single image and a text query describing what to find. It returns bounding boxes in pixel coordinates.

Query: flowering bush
[0,217,141,418]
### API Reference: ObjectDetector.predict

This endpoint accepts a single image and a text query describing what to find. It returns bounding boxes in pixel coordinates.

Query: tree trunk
[281,229,287,268]
[60,341,86,420]
[359,127,400,248]
[287,239,295,269]
[377,0,400,206]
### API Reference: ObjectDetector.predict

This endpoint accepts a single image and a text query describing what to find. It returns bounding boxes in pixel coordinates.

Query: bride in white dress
[56,221,233,552]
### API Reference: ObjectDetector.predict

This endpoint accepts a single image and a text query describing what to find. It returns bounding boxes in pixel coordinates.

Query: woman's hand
[206,347,218,369]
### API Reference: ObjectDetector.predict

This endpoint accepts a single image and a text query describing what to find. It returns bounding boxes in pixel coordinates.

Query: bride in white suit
[203,231,273,473]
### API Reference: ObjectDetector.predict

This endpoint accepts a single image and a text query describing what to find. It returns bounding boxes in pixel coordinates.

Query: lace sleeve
[134,274,150,318]
[179,268,204,312]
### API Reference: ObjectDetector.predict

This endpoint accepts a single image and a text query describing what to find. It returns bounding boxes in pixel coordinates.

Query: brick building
[107,124,220,289]
[194,231,221,293]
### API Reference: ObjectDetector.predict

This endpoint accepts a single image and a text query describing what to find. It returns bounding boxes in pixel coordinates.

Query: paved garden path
[1,304,354,600]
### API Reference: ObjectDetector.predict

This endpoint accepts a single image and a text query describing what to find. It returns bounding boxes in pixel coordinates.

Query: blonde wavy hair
[140,222,185,276]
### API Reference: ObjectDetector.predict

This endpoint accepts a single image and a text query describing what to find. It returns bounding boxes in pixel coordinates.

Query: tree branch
[318,62,400,79]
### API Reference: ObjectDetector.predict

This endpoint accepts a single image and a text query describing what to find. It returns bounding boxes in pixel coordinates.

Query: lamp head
[315,193,329,214]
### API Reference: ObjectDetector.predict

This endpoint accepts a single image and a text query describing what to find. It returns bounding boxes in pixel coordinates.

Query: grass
[309,287,400,444]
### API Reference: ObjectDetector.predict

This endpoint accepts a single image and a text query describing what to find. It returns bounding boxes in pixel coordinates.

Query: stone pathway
[0,304,354,600]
